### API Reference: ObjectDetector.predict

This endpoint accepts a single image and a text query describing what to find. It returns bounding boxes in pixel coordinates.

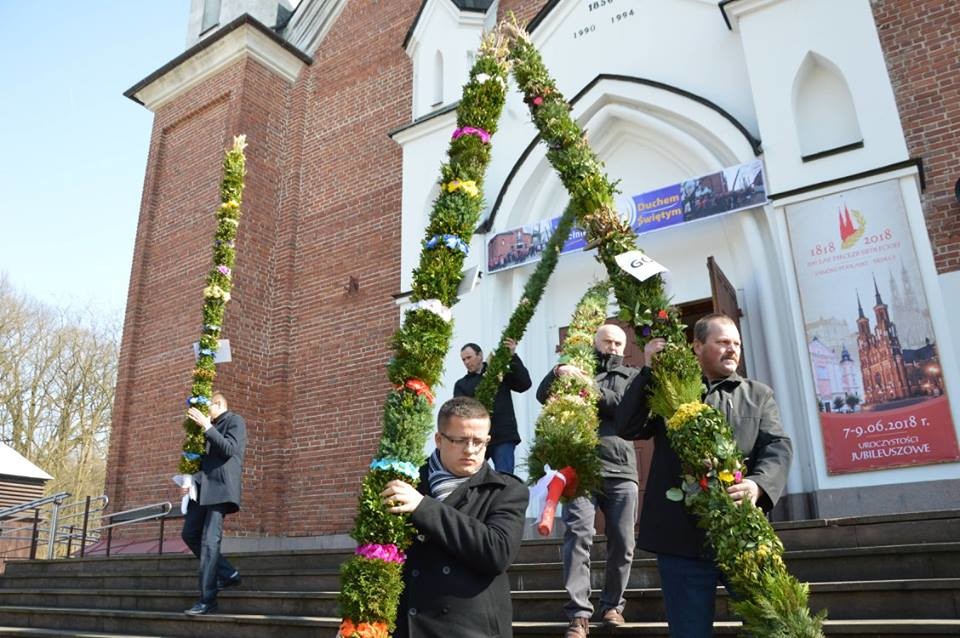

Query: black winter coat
[453,356,532,446]
[198,410,246,513]
[395,464,529,638]
[536,352,639,482]
[616,370,792,558]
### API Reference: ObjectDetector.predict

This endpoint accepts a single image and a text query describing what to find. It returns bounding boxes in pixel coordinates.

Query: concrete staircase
[0,510,958,637]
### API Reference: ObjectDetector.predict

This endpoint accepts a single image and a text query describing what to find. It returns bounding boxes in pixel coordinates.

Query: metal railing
[0,493,172,562]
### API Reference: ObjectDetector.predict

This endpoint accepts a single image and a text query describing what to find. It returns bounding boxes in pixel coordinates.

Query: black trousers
[181,497,237,604]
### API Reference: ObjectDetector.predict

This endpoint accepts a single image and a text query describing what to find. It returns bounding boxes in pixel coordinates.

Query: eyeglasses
[439,431,490,450]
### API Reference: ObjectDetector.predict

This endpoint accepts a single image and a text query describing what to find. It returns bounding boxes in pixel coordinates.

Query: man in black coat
[453,339,532,474]
[181,391,247,615]
[381,396,529,638]
[616,313,793,638]
[536,324,639,637]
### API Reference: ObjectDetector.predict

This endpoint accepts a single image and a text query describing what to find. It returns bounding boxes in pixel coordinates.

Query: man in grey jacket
[180,391,247,615]
[617,313,793,638]
[536,324,639,637]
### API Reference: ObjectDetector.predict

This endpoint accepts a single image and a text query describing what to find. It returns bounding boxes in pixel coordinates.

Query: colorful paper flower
[532,96,543,106]
[442,178,480,198]
[425,234,469,255]
[202,285,231,302]
[401,378,435,404]
[368,458,420,480]
[406,298,452,322]
[355,543,406,564]
[451,126,491,144]
[217,265,232,277]
[657,309,669,320]
[666,401,709,430]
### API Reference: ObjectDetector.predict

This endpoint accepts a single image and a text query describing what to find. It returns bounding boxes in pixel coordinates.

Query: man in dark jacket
[382,396,529,638]
[181,392,247,615]
[453,339,532,473]
[536,324,639,637]
[616,313,793,638]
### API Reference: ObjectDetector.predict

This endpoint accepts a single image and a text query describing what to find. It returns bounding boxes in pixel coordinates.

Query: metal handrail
[0,492,70,519]
[1,494,173,562]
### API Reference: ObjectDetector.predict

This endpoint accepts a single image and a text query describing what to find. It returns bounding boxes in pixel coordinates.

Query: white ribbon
[405,298,453,323]
[528,464,566,518]
[171,473,200,515]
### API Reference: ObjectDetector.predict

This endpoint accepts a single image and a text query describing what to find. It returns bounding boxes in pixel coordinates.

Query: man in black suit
[181,391,247,615]
[453,339,531,474]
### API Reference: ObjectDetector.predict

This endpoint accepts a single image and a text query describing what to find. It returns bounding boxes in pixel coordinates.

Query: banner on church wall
[786,179,960,475]
[486,159,767,274]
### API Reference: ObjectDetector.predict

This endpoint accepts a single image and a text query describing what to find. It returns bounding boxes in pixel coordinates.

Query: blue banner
[486,159,766,274]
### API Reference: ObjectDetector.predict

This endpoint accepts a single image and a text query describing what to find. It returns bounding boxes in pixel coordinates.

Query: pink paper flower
[451,126,491,144]
[355,543,406,564]
[532,96,544,106]
[734,471,743,483]
[217,265,232,277]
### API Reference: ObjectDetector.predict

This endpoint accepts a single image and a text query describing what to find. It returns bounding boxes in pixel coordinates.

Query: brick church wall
[874,0,960,274]
[108,0,959,541]
[106,0,425,539]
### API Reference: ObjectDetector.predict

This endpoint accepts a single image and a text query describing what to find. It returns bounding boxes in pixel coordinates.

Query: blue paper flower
[425,234,468,255]
[369,458,420,480]
[181,451,202,461]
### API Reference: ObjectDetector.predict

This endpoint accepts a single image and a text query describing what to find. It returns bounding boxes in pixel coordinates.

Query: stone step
[0,629,163,637]
[507,579,960,622]
[0,549,350,578]
[0,570,342,593]
[0,607,337,638]
[510,542,960,590]
[1,578,957,622]
[6,509,957,580]
[513,619,960,637]
[0,617,958,638]
[4,542,956,596]
[0,589,338,618]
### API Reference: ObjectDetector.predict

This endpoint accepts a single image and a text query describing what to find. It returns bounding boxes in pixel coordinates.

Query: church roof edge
[124,13,313,106]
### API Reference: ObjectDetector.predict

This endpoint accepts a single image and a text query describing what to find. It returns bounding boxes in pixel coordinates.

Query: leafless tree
[0,276,119,499]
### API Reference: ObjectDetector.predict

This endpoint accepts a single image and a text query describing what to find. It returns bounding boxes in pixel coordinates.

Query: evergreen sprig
[337,34,511,637]
[526,281,608,498]
[178,135,246,475]
[476,201,579,409]
[499,17,824,637]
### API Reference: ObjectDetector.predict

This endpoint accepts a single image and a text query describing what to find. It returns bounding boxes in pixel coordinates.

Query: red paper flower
[657,309,669,320]
[699,477,709,491]
[401,379,435,404]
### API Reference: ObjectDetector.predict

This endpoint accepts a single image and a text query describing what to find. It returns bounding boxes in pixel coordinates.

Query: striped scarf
[427,449,470,502]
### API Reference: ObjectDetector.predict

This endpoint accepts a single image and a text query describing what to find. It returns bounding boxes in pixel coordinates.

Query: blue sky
[0,2,188,318]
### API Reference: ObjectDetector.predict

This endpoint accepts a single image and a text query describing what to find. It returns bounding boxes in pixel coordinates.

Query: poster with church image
[786,179,960,474]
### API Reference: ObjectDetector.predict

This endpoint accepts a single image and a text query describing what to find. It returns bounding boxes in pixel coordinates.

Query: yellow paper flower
[443,179,480,197]
[718,470,735,484]
[203,285,231,302]
[667,401,709,430]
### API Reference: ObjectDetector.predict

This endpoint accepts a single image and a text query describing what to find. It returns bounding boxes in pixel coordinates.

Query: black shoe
[218,571,242,590]
[185,602,218,615]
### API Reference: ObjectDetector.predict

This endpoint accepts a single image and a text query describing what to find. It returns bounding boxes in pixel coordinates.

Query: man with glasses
[180,391,246,615]
[382,396,529,637]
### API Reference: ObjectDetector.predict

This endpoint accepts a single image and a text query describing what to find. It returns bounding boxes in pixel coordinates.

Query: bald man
[536,324,640,637]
